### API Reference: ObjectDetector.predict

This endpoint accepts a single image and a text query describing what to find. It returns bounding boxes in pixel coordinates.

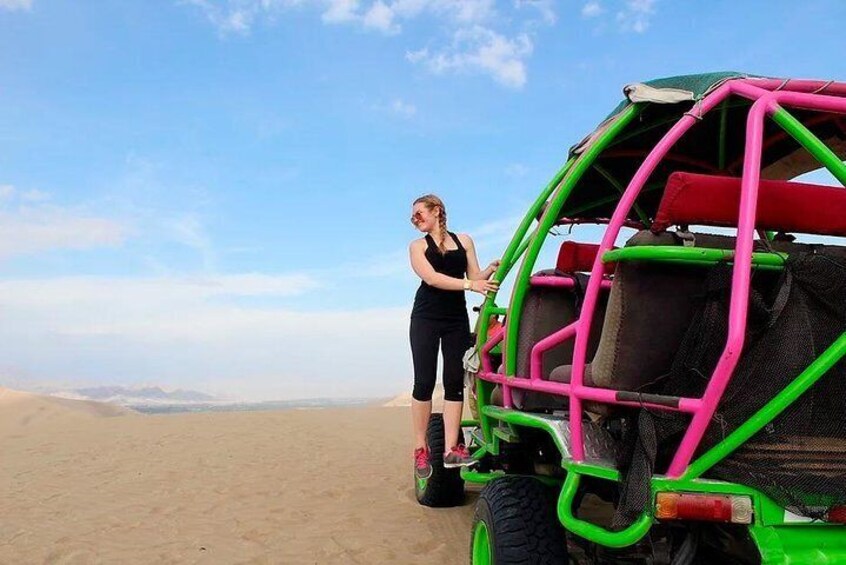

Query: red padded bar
[652,172,846,236]
[557,241,615,275]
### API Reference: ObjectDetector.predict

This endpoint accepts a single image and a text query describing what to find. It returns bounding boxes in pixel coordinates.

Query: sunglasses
[410,211,425,224]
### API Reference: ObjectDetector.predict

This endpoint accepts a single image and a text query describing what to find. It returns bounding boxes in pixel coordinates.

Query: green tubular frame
[558,473,653,548]
[602,246,788,269]
[468,97,846,560]
[593,164,651,226]
[473,156,577,446]
[504,105,642,376]
[474,158,575,345]
[771,107,846,186]
[562,183,661,218]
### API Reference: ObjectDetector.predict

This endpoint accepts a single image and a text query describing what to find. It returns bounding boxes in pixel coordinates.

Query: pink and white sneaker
[414,447,433,479]
[443,444,477,468]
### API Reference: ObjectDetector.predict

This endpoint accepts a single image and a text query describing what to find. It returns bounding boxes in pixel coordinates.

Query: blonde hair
[413,194,448,254]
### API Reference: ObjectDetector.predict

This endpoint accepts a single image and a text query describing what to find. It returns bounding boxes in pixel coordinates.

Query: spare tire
[415,413,465,507]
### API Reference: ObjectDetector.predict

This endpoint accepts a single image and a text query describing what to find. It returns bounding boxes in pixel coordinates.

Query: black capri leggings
[410,317,471,402]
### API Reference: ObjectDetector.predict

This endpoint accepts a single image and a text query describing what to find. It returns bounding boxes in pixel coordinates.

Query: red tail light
[828,506,846,524]
[655,492,753,524]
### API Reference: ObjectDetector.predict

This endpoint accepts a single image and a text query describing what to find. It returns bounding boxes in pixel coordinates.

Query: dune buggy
[415,72,846,564]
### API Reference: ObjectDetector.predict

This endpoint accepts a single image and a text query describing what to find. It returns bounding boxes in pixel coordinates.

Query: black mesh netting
[615,252,846,527]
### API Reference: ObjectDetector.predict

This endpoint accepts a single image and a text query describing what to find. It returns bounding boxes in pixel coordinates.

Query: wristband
[463,277,471,291]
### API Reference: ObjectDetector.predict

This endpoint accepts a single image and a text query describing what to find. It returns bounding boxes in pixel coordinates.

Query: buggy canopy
[559,72,846,223]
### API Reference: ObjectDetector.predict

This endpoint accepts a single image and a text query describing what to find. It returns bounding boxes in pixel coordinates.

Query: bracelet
[463,277,472,291]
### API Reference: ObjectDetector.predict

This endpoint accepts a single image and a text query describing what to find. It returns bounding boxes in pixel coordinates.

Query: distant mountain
[17,384,386,414]
[59,386,217,405]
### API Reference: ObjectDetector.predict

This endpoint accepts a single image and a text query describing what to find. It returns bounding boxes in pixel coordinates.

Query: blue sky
[1,0,844,400]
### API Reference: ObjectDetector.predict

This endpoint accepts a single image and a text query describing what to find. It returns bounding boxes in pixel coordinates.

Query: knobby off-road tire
[471,476,569,564]
[415,413,465,507]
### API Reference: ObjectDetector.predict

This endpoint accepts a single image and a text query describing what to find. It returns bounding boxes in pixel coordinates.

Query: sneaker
[443,444,477,468]
[414,447,432,479]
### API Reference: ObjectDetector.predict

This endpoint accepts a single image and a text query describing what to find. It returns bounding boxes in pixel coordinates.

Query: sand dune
[0,386,134,439]
[0,388,477,563]
[383,390,445,407]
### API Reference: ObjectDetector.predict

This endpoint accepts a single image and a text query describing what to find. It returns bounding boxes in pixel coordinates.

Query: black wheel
[415,413,465,507]
[470,476,569,564]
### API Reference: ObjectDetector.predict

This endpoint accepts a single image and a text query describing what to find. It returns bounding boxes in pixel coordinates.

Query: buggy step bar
[558,472,653,548]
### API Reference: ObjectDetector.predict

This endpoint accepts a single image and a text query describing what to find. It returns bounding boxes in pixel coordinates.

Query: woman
[408,194,500,479]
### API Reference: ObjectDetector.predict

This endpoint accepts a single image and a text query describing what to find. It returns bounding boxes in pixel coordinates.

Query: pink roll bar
[476,77,846,473]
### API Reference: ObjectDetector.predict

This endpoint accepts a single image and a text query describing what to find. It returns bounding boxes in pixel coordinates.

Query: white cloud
[320,0,494,32]
[390,98,417,117]
[362,0,399,32]
[407,25,533,89]
[0,275,411,400]
[184,0,548,87]
[167,214,217,271]
[470,213,523,247]
[20,188,50,202]
[0,0,32,11]
[581,1,603,18]
[0,274,318,311]
[515,0,555,24]
[321,0,360,23]
[437,0,494,23]
[616,0,655,33]
[0,187,126,259]
[0,211,125,259]
[185,0,305,35]
[505,163,529,177]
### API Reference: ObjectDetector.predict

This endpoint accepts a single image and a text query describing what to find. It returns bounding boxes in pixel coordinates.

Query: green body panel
[477,404,845,555]
[750,525,846,565]
[562,460,620,482]
[461,468,561,487]
[481,405,571,461]
[463,470,506,485]
[492,425,520,444]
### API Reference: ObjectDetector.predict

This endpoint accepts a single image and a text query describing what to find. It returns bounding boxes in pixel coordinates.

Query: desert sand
[0,388,477,563]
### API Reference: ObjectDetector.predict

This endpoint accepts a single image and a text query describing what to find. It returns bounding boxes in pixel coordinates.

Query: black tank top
[411,232,468,320]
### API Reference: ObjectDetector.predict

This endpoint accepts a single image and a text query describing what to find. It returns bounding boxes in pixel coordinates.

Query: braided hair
[413,194,449,254]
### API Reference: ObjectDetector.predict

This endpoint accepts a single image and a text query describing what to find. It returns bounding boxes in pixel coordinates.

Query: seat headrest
[653,172,846,237]
[557,241,616,275]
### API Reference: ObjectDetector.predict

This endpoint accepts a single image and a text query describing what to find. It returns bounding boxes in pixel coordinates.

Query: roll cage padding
[652,172,846,236]
[556,241,616,275]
